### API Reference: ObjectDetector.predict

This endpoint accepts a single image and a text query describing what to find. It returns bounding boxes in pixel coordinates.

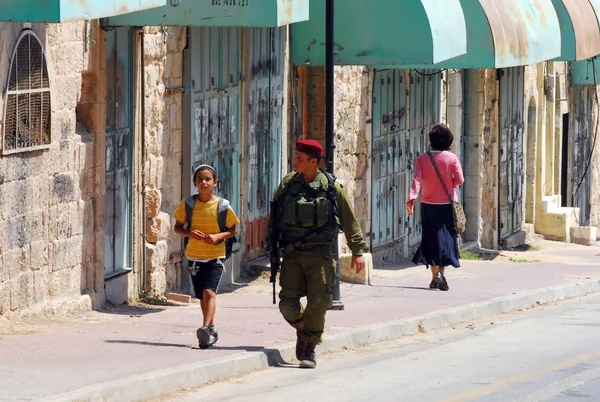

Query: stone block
[53,74,82,111]
[145,187,162,219]
[3,248,25,280]
[10,272,34,311]
[148,154,164,189]
[169,129,183,155]
[0,180,28,218]
[82,233,95,264]
[51,173,80,204]
[147,212,171,243]
[46,22,84,45]
[146,240,168,274]
[33,268,52,303]
[167,292,191,303]
[570,226,597,246]
[52,40,85,79]
[52,237,83,271]
[0,220,7,253]
[57,203,72,239]
[148,271,167,296]
[70,201,85,236]
[82,200,94,235]
[499,230,527,249]
[105,271,133,306]
[0,280,9,315]
[340,253,373,285]
[94,232,105,264]
[30,240,49,270]
[93,197,105,232]
[166,27,187,53]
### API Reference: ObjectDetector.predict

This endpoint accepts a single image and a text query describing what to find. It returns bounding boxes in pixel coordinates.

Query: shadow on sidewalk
[103,340,291,366]
[372,285,433,291]
[99,303,181,317]
[373,261,416,271]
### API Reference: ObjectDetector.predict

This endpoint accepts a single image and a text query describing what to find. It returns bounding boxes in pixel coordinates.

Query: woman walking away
[406,124,464,291]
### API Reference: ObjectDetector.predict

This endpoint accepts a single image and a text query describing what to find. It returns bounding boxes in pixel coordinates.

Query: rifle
[269,201,281,305]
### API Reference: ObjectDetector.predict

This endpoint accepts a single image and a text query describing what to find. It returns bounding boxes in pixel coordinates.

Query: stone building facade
[0,21,106,317]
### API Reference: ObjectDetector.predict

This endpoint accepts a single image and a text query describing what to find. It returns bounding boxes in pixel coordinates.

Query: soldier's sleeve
[335,182,368,256]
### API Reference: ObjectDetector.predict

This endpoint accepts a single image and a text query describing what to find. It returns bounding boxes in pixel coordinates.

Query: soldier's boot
[295,327,307,361]
[299,342,317,369]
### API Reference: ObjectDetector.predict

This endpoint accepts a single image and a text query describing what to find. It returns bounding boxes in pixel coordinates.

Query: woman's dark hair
[429,124,454,151]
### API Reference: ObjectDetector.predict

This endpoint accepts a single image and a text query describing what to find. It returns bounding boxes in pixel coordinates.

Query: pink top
[408,151,464,204]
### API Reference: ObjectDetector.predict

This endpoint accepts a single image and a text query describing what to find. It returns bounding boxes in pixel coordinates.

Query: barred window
[2,30,51,154]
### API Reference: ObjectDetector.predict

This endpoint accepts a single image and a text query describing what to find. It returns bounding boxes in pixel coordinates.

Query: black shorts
[189,259,224,300]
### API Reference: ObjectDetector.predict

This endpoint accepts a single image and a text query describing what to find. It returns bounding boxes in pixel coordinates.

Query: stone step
[570,226,598,246]
[541,195,562,213]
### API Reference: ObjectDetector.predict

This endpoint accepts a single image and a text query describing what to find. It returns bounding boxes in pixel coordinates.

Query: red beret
[296,139,324,157]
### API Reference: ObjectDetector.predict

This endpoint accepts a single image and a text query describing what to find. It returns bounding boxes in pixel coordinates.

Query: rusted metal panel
[551,0,600,61]
[246,27,286,260]
[481,0,561,67]
[190,27,241,219]
[570,58,600,85]
[291,0,467,66]
[105,27,134,276]
[498,67,525,240]
[371,69,441,249]
[411,0,561,69]
[371,70,409,248]
[0,0,166,22]
[407,70,441,246]
[570,86,592,225]
[104,0,308,27]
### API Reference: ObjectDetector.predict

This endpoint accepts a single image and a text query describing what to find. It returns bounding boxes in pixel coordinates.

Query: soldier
[269,139,368,369]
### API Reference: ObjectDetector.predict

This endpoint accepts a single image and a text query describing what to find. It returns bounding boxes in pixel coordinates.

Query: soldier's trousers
[278,246,336,345]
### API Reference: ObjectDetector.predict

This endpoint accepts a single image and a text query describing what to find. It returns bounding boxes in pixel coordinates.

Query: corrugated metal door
[105,27,134,277]
[498,67,525,239]
[571,86,592,225]
[407,69,441,246]
[371,69,441,249]
[371,70,408,248]
[190,27,241,219]
[246,27,285,260]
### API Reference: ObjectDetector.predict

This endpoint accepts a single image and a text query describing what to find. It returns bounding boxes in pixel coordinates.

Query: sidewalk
[2,241,600,402]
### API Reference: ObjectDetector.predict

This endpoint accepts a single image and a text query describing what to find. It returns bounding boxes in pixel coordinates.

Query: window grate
[3,30,51,154]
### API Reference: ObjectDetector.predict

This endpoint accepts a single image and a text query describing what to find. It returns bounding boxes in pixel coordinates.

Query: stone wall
[0,22,105,317]
[300,66,371,253]
[142,27,186,296]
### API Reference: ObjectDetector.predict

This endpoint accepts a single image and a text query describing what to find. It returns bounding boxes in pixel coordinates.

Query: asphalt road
[154,293,600,402]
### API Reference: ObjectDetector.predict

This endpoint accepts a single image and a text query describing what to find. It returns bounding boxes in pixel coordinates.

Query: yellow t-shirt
[173,197,240,260]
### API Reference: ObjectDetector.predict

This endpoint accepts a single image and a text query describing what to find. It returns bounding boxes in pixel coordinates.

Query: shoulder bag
[426,152,466,235]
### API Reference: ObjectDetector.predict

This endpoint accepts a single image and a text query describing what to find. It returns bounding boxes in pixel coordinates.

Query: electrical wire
[413,68,447,77]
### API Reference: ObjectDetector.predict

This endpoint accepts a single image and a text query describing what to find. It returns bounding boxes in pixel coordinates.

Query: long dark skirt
[412,203,461,268]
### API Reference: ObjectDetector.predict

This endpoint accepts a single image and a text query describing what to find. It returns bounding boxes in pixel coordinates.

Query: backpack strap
[217,197,230,231]
[320,170,338,198]
[185,195,197,230]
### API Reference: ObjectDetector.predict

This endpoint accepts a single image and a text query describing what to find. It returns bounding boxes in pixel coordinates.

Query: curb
[40,278,600,402]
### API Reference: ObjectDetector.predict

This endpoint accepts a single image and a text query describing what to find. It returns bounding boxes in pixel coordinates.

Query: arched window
[2,30,51,154]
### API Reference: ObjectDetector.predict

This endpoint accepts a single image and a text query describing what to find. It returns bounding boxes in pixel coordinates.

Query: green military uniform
[272,170,368,345]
